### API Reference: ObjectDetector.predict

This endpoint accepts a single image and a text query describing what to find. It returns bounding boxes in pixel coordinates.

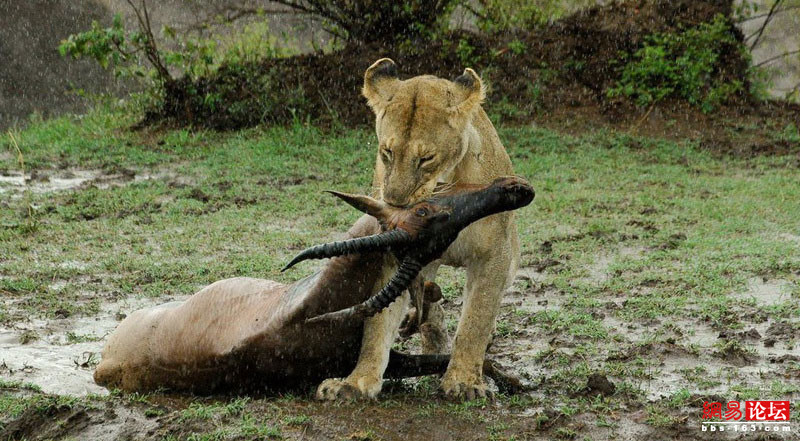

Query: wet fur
[317,59,519,400]
[94,216,398,393]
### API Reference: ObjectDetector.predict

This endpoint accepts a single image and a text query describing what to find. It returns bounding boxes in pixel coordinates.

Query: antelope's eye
[415,207,429,217]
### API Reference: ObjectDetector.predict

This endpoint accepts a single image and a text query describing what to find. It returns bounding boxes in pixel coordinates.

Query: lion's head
[363,58,485,207]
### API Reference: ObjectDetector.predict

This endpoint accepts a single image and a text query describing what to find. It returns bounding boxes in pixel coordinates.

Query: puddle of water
[586,254,614,283]
[59,260,91,271]
[603,312,800,401]
[0,168,158,197]
[0,170,98,195]
[732,277,792,307]
[778,232,800,244]
[0,295,185,396]
[583,246,644,284]
[682,323,719,349]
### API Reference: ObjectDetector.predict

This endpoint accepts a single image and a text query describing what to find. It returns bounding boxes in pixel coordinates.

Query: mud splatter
[0,296,185,396]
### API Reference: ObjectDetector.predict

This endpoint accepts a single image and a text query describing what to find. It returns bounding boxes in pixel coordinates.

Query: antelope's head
[283,176,534,323]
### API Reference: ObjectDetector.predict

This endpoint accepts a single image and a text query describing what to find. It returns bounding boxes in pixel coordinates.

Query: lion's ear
[363,58,400,113]
[449,68,485,118]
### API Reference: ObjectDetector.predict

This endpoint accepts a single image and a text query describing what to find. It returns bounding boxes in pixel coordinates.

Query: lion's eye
[415,207,428,217]
[418,155,435,168]
[381,149,393,162]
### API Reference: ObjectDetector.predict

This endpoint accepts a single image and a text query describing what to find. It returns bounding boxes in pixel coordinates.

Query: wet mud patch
[582,246,645,284]
[778,232,800,245]
[0,296,185,396]
[0,167,163,198]
[732,277,794,308]
[481,242,799,436]
[0,393,158,441]
[765,321,800,341]
[1,269,797,440]
[0,386,562,441]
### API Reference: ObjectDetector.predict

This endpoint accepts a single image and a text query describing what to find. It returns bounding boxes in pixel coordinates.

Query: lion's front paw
[315,376,382,401]
[440,373,493,402]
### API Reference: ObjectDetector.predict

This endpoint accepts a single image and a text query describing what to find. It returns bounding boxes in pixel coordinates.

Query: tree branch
[737,4,800,22]
[125,0,173,84]
[748,0,784,50]
[180,7,311,33]
[110,36,137,59]
[754,48,800,67]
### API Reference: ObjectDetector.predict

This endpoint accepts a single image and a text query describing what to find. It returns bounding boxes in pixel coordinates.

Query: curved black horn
[305,258,423,324]
[281,229,411,272]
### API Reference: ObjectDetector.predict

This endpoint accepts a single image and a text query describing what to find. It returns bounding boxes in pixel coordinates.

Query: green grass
[0,391,84,420]
[1,111,378,319]
[1,106,799,437]
[180,397,250,421]
[2,109,798,323]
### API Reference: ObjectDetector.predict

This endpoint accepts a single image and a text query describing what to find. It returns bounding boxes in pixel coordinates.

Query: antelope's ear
[326,191,393,221]
[363,58,400,113]
[449,68,485,119]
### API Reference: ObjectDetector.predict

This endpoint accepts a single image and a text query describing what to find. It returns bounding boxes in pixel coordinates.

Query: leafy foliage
[185,63,312,127]
[473,0,547,32]
[471,0,595,32]
[59,3,293,123]
[274,0,457,43]
[607,14,746,113]
[58,14,159,81]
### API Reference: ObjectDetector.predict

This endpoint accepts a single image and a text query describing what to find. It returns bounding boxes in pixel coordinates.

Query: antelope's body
[95,216,392,392]
[94,178,534,394]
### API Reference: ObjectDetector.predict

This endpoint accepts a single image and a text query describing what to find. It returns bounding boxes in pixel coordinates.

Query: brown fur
[95,178,534,395]
[94,215,399,393]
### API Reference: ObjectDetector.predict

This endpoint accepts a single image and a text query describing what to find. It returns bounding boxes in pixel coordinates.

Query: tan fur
[316,58,519,401]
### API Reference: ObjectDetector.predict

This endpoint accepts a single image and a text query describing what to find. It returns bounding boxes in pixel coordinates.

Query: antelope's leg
[399,276,425,337]
[418,262,449,355]
[315,291,408,400]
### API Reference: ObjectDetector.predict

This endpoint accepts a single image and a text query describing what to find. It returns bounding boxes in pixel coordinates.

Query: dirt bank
[150,0,798,158]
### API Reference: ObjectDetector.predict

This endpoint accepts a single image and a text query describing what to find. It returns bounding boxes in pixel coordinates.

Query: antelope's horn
[305,258,423,324]
[281,229,411,272]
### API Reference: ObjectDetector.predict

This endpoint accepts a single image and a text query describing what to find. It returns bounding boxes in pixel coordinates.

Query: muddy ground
[2,1,799,439]
[1,224,797,440]
[1,111,799,440]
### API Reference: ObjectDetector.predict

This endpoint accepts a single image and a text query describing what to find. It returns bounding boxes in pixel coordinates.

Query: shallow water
[0,170,98,195]
[0,296,183,396]
[0,168,165,197]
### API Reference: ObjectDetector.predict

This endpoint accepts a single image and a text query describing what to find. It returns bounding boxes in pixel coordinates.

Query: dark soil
[0,391,542,441]
[2,388,717,441]
[149,0,799,158]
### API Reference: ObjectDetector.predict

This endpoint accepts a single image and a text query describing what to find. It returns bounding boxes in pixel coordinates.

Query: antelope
[93,177,534,394]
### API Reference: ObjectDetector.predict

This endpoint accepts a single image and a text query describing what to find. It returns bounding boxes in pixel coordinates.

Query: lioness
[316,59,519,401]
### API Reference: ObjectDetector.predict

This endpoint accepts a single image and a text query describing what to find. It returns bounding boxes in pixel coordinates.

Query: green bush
[607,14,745,113]
[475,0,546,32]
[276,0,457,43]
[58,14,172,84]
[473,0,594,32]
[60,5,294,125]
[202,65,311,127]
